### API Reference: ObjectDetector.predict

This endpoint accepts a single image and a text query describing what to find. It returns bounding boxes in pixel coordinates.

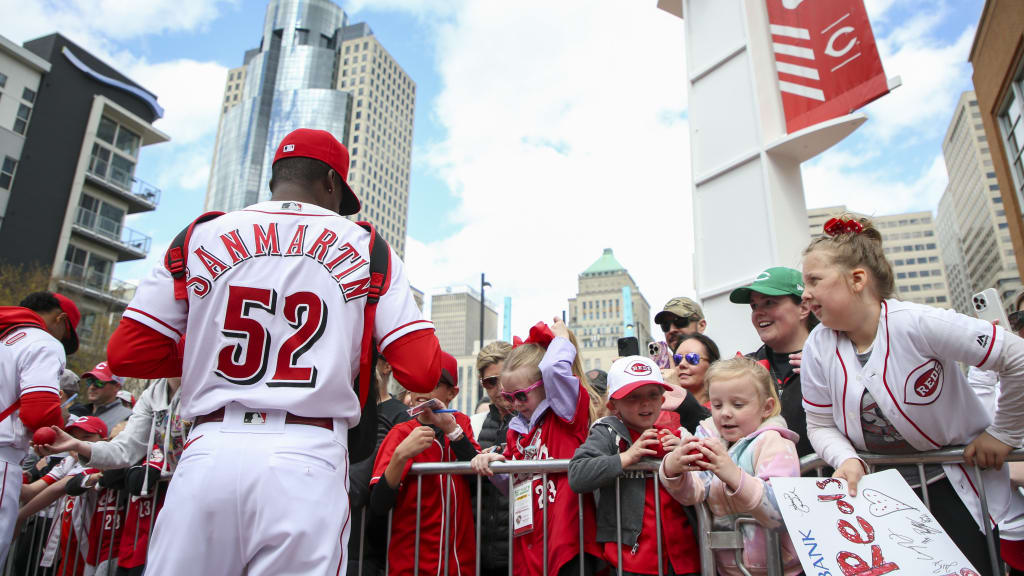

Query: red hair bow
[512,322,555,349]
[823,217,863,237]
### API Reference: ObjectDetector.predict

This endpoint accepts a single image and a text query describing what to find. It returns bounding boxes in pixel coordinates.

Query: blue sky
[2,0,987,340]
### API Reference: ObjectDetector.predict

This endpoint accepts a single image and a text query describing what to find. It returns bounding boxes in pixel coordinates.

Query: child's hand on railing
[965,430,1014,470]
[471,451,506,477]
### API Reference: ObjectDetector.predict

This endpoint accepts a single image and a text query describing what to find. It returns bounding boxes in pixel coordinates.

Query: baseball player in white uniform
[0,291,79,564]
[99,129,443,575]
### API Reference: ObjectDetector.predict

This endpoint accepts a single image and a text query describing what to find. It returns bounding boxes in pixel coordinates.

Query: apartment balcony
[57,261,136,310]
[84,171,161,214]
[71,207,151,261]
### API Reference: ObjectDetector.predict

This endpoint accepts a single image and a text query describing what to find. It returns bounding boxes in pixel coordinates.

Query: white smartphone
[972,288,1010,328]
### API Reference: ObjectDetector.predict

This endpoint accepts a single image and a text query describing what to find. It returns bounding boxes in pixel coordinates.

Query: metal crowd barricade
[2,477,167,576]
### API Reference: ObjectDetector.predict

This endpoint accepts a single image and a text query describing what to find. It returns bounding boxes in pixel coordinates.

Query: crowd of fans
[4,214,1024,576]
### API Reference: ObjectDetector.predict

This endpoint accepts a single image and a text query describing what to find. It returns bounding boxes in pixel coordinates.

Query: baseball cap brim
[62,322,79,355]
[337,178,360,217]
[729,285,797,304]
[609,380,672,400]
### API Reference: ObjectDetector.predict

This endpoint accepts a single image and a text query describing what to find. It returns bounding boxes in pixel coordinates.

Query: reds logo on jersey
[904,359,943,405]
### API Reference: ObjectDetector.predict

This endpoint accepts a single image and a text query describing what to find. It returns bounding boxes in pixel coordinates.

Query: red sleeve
[107,318,183,379]
[370,422,412,486]
[19,391,62,431]
[382,330,442,393]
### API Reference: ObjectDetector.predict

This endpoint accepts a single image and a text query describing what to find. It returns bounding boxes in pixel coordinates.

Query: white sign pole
[658,0,868,355]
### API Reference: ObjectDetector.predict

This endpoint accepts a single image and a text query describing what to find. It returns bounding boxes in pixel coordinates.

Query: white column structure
[658,0,890,354]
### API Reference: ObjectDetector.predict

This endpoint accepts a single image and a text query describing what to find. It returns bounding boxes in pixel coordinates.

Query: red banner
[765,0,890,133]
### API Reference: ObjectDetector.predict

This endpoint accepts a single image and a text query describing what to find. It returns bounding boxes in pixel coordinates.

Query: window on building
[88,116,139,189]
[0,72,6,87]
[22,87,35,103]
[13,103,31,134]
[0,156,16,190]
[295,28,310,45]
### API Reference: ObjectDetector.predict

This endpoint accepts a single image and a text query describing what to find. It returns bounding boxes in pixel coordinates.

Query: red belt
[194,407,334,431]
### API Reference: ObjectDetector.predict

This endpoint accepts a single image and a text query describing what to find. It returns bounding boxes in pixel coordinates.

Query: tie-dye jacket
[659,415,802,576]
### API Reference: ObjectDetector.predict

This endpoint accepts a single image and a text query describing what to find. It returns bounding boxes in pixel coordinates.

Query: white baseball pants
[0,457,22,567]
[143,407,351,576]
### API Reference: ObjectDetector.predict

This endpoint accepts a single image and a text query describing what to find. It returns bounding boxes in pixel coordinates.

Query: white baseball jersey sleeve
[0,327,64,450]
[122,201,432,423]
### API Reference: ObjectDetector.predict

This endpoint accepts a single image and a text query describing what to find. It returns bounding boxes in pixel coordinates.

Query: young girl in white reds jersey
[661,356,801,576]
[471,317,602,575]
[800,215,1024,576]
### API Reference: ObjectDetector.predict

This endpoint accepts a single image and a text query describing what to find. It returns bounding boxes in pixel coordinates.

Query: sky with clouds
[1,0,985,343]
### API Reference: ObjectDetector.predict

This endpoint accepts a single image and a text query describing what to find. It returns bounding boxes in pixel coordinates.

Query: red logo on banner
[765,0,890,133]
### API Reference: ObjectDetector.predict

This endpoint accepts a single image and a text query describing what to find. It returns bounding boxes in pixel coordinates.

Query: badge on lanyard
[512,479,534,536]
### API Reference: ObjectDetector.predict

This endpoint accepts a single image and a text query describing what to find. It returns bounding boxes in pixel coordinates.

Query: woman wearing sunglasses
[665,333,720,407]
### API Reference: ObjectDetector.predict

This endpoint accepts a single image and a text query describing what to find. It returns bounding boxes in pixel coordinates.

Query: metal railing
[7,448,1022,576]
[73,207,151,255]
[130,178,161,207]
[60,261,137,302]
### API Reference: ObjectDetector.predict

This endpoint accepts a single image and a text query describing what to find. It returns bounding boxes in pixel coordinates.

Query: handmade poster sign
[772,469,979,576]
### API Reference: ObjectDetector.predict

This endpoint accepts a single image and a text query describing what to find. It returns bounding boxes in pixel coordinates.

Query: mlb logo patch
[283,144,295,152]
[243,412,268,425]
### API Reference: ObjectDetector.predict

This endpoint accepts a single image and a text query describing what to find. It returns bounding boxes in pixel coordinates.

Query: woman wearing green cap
[729,267,817,458]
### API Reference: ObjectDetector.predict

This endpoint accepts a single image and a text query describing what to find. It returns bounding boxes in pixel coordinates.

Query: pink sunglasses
[500,380,544,403]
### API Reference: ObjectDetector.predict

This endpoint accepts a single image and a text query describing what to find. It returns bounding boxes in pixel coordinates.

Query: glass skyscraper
[206,0,416,257]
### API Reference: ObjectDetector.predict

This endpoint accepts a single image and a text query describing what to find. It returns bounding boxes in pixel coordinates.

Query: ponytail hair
[804,214,895,300]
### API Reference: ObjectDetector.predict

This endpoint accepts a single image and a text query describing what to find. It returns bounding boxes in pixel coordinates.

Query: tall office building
[206,0,415,257]
[568,248,652,372]
[0,33,167,359]
[807,207,952,307]
[430,286,498,357]
[936,189,974,314]
[941,91,1021,309]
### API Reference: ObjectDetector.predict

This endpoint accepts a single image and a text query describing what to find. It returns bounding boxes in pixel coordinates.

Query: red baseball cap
[82,361,125,385]
[439,351,459,388]
[52,293,79,355]
[272,129,361,216]
[67,415,108,438]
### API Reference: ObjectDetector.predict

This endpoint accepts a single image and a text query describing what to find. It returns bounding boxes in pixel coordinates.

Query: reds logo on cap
[626,362,653,376]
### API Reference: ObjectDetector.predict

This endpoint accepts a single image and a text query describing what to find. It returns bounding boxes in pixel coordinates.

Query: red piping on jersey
[957,463,997,528]
[125,307,183,337]
[977,324,997,367]
[242,209,333,216]
[803,399,832,408]
[834,336,849,437]
[380,319,432,344]
[880,301,941,448]
[181,435,203,452]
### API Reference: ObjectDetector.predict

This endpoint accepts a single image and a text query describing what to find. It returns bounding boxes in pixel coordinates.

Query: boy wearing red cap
[370,352,479,575]
[0,291,78,564]
[569,356,701,576]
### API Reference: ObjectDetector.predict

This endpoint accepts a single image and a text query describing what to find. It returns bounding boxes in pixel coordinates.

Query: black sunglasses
[659,316,695,333]
[1010,310,1024,332]
[479,375,500,389]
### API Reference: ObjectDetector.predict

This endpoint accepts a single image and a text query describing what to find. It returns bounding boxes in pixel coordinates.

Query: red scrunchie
[823,217,863,237]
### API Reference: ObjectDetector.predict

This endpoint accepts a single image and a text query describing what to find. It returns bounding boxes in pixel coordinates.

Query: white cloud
[804,153,948,215]
[402,2,689,339]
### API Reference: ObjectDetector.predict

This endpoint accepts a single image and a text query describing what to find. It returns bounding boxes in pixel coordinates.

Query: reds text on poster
[765,0,890,133]
[772,469,978,576]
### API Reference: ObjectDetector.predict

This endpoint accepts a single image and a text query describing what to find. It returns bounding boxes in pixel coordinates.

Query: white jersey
[122,200,432,423]
[0,326,64,451]
[802,298,1013,530]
